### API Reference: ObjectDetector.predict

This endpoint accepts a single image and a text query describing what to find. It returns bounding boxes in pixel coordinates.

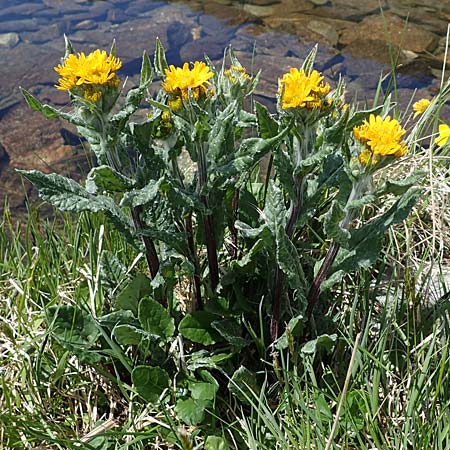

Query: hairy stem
[305,241,340,318]
[185,214,203,310]
[197,143,219,291]
[131,206,160,280]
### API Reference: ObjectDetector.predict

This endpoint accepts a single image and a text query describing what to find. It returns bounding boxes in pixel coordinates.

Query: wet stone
[73,20,98,31]
[339,12,438,54]
[243,4,276,17]
[0,3,45,19]
[21,23,64,44]
[0,19,40,33]
[0,32,20,48]
[106,8,130,24]
[124,1,166,17]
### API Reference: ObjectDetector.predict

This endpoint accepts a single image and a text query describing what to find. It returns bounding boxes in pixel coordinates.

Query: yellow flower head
[162,61,213,102]
[224,65,252,84]
[353,114,408,165]
[435,123,450,147]
[54,49,122,101]
[413,98,431,118]
[278,68,330,110]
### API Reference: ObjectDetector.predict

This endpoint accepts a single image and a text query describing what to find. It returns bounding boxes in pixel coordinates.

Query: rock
[21,23,64,44]
[264,15,349,47]
[343,39,406,66]
[0,19,39,33]
[0,3,45,19]
[180,38,226,62]
[202,2,258,26]
[307,20,339,46]
[243,4,276,17]
[246,0,280,5]
[73,19,97,31]
[310,0,329,5]
[339,12,438,54]
[0,32,20,48]
[106,8,130,24]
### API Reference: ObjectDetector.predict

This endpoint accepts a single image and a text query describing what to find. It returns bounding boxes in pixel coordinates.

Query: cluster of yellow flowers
[353,115,407,165]
[57,48,450,164]
[278,68,330,110]
[54,49,122,102]
[224,65,252,84]
[162,61,213,109]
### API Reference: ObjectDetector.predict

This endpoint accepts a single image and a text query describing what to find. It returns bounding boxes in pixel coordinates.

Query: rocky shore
[1,0,449,215]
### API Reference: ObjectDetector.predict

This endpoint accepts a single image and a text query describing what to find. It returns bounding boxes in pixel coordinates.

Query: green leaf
[302,44,318,75]
[228,366,260,404]
[301,333,337,355]
[99,250,128,293]
[63,34,75,59]
[138,297,175,341]
[98,310,138,330]
[115,273,152,316]
[376,171,425,196]
[256,102,278,139]
[47,305,100,347]
[86,166,135,193]
[212,319,248,349]
[208,102,236,162]
[187,351,233,371]
[120,178,164,208]
[17,170,134,240]
[275,314,304,350]
[140,50,153,89]
[322,199,351,245]
[273,146,295,200]
[323,187,422,290]
[175,398,209,425]
[233,128,288,173]
[154,37,168,78]
[21,88,84,125]
[132,366,170,403]
[179,312,222,345]
[276,224,306,291]
[189,381,218,401]
[113,324,146,345]
[205,436,230,450]
[263,182,287,234]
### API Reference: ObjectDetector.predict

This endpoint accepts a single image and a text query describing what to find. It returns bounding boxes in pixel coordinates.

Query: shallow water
[1,0,450,212]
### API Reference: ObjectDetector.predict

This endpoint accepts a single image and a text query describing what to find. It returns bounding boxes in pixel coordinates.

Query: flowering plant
[19,38,431,427]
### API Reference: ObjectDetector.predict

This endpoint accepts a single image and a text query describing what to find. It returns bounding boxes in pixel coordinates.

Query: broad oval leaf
[138,297,175,341]
[179,312,222,345]
[132,365,170,404]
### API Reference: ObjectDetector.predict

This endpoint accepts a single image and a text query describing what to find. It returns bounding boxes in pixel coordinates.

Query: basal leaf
[138,297,175,341]
[189,381,218,401]
[301,333,337,355]
[205,436,230,450]
[132,365,170,404]
[175,398,209,425]
[113,324,147,345]
[212,319,249,349]
[228,366,260,404]
[179,312,222,345]
[115,273,152,316]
